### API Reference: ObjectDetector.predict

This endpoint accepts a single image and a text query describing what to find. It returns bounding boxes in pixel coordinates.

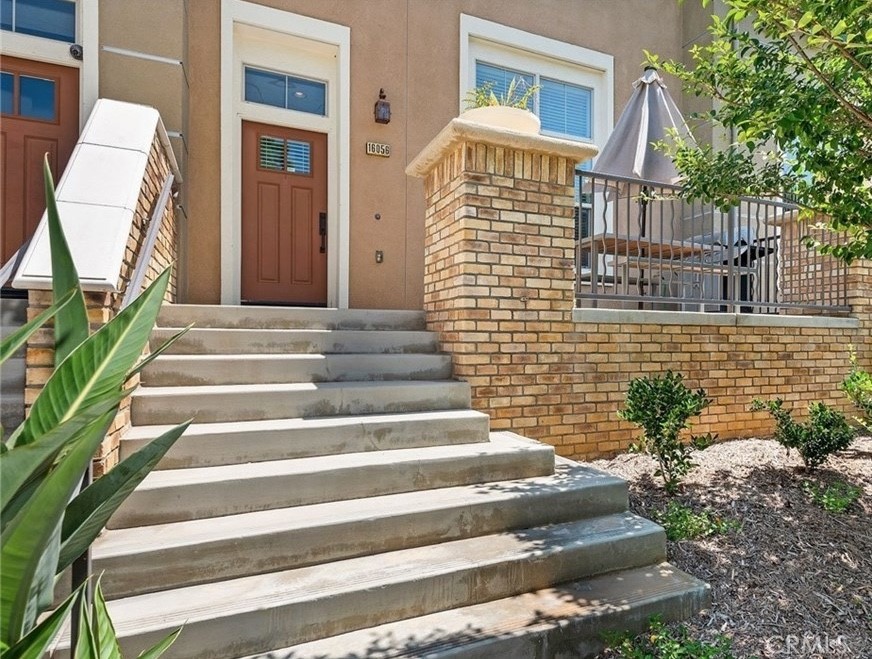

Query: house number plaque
[365,141,391,157]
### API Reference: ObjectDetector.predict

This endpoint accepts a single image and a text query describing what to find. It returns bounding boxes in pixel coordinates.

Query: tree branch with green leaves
[653,0,872,262]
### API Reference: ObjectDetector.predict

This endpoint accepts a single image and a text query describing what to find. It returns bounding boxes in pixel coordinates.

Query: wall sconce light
[374,88,391,124]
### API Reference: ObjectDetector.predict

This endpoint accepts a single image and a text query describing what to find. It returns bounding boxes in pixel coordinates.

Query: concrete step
[243,563,711,659]
[140,353,453,386]
[58,513,666,658]
[95,463,628,598]
[1,357,25,384]
[1,391,24,434]
[158,305,426,331]
[130,379,471,425]
[121,409,491,469]
[0,297,27,325]
[152,327,438,355]
[109,432,555,528]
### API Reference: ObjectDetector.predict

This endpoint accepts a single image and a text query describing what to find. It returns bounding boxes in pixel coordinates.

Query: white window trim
[220,0,350,307]
[459,14,613,150]
[0,0,99,129]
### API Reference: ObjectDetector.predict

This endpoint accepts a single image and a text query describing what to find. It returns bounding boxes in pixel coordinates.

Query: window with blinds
[474,61,592,141]
[540,77,592,140]
[475,61,535,109]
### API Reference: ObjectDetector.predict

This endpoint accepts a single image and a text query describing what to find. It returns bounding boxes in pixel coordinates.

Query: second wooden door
[241,121,328,305]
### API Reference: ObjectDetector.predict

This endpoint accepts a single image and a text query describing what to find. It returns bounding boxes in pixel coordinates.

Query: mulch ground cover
[591,437,871,658]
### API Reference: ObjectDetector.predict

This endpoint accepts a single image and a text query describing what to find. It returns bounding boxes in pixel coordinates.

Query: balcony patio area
[575,171,849,315]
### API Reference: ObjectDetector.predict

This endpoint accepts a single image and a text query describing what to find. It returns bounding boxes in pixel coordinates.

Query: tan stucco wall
[177,0,696,308]
[98,0,190,296]
[98,0,187,162]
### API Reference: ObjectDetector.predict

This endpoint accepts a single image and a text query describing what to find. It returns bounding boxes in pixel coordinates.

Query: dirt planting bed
[592,437,871,658]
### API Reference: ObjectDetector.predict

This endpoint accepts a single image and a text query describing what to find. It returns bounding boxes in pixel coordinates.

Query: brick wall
[412,120,872,460]
[25,134,178,476]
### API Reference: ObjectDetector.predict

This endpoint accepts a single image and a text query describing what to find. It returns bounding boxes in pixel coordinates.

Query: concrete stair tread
[239,563,710,658]
[94,463,629,598]
[143,353,450,363]
[68,513,665,656]
[109,432,554,527]
[95,462,625,558]
[132,379,461,398]
[120,409,491,469]
[140,353,453,386]
[122,409,488,442]
[130,379,472,425]
[129,431,548,490]
[152,327,439,355]
[158,305,426,330]
[156,327,432,336]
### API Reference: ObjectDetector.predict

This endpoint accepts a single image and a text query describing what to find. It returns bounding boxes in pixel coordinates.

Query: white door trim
[220,0,350,307]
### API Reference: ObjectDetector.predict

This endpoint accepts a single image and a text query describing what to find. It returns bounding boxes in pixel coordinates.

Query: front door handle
[319,212,327,253]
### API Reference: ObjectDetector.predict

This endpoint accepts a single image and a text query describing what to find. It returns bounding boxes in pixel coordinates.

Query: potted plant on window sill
[460,80,541,134]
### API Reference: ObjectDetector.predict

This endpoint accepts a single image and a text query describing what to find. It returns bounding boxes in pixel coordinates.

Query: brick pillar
[779,212,872,364]
[407,118,596,436]
[846,260,872,368]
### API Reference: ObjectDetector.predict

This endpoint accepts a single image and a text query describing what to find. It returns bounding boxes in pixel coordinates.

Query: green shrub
[751,398,855,470]
[654,501,738,541]
[618,371,713,493]
[841,346,872,431]
[602,615,735,658]
[802,479,861,513]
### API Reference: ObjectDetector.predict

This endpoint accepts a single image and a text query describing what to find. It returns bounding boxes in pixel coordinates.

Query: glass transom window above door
[1,0,75,42]
[244,66,327,117]
[474,61,593,141]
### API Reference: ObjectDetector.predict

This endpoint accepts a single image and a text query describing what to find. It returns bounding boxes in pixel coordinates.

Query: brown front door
[241,121,328,305]
[1,57,79,264]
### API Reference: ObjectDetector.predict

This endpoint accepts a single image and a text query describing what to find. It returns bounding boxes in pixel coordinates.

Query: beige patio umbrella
[588,66,695,304]
[593,66,694,189]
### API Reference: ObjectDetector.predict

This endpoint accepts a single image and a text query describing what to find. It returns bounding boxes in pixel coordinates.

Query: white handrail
[121,173,175,308]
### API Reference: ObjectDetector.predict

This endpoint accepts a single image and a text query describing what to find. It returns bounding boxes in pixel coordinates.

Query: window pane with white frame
[539,77,592,140]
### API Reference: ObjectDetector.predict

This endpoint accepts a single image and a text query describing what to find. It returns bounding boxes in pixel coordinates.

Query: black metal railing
[574,170,849,314]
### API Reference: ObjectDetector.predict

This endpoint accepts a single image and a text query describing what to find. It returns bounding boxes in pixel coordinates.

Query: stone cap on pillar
[405,116,599,179]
